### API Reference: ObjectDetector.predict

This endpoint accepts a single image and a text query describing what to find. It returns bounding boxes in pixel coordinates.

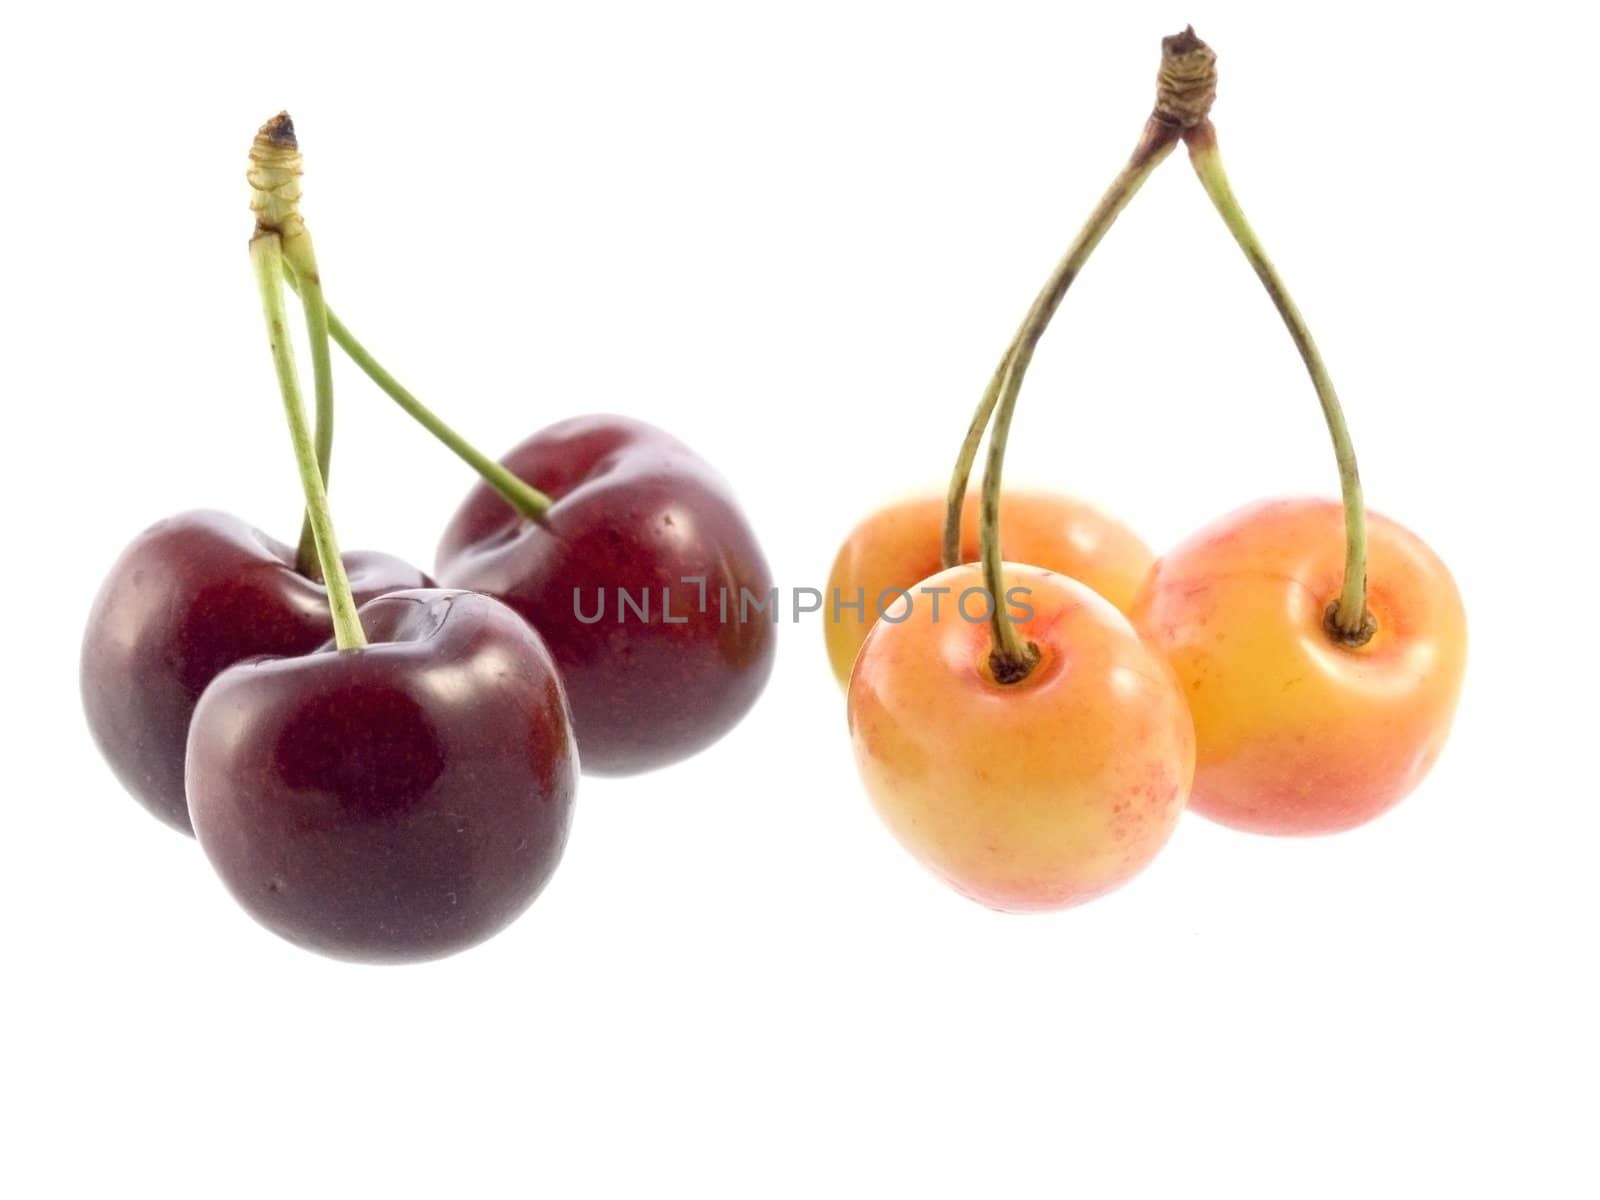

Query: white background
[4,2,1596,1195]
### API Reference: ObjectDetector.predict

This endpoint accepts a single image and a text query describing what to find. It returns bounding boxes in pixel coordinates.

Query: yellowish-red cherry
[1132,498,1467,835]
[848,563,1194,911]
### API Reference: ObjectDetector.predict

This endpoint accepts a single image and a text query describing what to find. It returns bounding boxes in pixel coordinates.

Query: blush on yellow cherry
[848,563,1194,911]
[824,491,1153,687]
[1132,498,1467,835]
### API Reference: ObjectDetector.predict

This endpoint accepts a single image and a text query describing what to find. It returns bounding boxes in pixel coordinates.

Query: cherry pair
[831,29,1466,911]
[81,115,775,961]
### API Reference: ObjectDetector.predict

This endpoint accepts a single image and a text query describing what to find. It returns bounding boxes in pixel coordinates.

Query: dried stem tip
[248,111,305,238]
[1156,26,1218,128]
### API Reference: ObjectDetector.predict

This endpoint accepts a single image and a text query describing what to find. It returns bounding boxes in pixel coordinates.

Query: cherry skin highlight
[435,415,775,776]
[187,589,576,963]
[848,563,1194,911]
[81,509,429,834]
[1132,498,1467,835]
[825,490,1152,687]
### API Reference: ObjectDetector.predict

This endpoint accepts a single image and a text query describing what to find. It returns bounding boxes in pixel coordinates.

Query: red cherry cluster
[830,30,1467,911]
[81,115,775,962]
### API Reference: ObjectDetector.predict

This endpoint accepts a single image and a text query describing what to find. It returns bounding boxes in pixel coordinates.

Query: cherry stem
[289,251,333,578]
[942,29,1219,576]
[976,124,1177,679]
[246,113,337,578]
[946,150,1170,582]
[249,233,367,650]
[1184,120,1372,643]
[281,268,553,522]
[957,28,1219,680]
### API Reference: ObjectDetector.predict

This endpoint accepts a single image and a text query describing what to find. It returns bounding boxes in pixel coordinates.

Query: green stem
[246,112,334,577]
[283,232,333,578]
[251,234,366,650]
[942,27,1217,574]
[1185,121,1372,643]
[283,268,552,521]
[951,121,1177,569]
[963,117,1180,679]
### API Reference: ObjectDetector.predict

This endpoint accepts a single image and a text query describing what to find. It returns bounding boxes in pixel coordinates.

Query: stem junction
[248,112,335,577]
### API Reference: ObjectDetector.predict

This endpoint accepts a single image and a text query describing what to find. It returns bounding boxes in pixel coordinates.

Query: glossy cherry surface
[1133,498,1467,835]
[436,415,775,775]
[187,589,576,963]
[849,563,1194,912]
[81,509,429,833]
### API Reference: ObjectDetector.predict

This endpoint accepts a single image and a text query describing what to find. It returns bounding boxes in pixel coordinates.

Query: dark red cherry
[80,510,429,834]
[187,589,576,963]
[435,415,776,775]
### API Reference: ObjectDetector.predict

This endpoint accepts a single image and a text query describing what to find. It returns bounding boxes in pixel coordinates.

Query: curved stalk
[942,28,1218,573]
[942,127,1176,572]
[1184,121,1372,642]
[282,269,552,521]
[972,124,1179,677]
[963,27,1220,678]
